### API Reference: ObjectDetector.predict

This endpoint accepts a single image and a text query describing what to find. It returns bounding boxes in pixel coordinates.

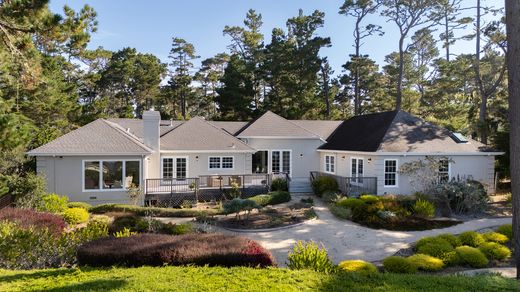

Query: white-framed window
[208,156,234,170]
[325,155,335,173]
[351,157,364,183]
[83,160,140,191]
[439,159,450,183]
[271,150,291,174]
[384,159,398,187]
[162,157,188,179]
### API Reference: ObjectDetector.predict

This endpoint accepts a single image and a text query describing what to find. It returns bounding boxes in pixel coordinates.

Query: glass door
[271,150,291,175]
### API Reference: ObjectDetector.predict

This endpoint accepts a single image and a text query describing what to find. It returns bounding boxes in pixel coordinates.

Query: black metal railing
[310,171,377,197]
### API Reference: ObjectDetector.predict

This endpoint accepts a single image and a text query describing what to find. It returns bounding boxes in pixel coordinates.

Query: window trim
[82,159,141,192]
[207,156,235,170]
[324,154,335,174]
[161,156,189,179]
[383,159,399,188]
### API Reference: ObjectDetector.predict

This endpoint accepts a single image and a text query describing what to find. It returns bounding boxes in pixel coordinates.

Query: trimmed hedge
[338,260,378,274]
[455,246,489,268]
[77,233,275,268]
[62,207,89,224]
[458,231,485,247]
[383,256,417,274]
[270,178,288,192]
[496,224,513,241]
[67,202,92,210]
[90,204,223,217]
[0,207,66,234]
[311,176,338,196]
[407,254,444,271]
[478,242,511,261]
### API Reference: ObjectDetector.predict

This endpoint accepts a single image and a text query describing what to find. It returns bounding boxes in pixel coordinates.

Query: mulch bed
[217,203,315,230]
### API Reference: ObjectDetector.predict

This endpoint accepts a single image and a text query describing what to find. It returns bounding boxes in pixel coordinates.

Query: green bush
[62,207,89,224]
[322,191,342,203]
[437,234,462,247]
[271,178,288,192]
[90,204,223,217]
[416,237,457,265]
[67,202,92,210]
[329,204,352,220]
[114,227,137,238]
[249,194,271,207]
[429,180,488,215]
[311,176,338,197]
[478,242,511,261]
[382,256,417,274]
[287,241,335,274]
[412,199,435,218]
[269,191,291,205]
[359,195,380,204]
[458,231,485,247]
[338,260,378,274]
[336,198,365,211]
[455,246,489,268]
[40,193,68,213]
[482,232,509,244]
[496,224,513,240]
[222,198,261,220]
[161,223,194,235]
[407,254,444,271]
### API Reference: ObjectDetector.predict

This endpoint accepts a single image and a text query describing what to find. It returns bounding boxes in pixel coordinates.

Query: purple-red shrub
[77,233,276,268]
[0,207,66,234]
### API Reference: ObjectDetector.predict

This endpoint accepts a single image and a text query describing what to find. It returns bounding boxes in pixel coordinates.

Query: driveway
[215,196,512,266]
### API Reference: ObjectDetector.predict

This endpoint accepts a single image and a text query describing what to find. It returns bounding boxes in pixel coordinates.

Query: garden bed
[218,203,316,230]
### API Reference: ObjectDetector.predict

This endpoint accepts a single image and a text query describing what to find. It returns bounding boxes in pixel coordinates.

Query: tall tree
[439,0,471,61]
[409,28,439,103]
[339,0,383,115]
[194,53,229,118]
[381,0,443,110]
[505,0,520,279]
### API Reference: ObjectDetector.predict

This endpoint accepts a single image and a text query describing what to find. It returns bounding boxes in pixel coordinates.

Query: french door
[271,150,291,175]
[351,158,364,184]
[162,157,187,179]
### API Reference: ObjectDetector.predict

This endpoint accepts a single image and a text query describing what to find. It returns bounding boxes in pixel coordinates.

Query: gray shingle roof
[107,118,183,141]
[320,110,495,153]
[208,121,249,135]
[28,119,152,155]
[237,111,321,139]
[291,120,344,140]
[160,117,255,152]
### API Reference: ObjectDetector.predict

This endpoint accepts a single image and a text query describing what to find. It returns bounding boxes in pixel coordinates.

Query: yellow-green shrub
[412,199,435,218]
[458,231,485,247]
[483,232,509,244]
[407,254,444,271]
[336,198,365,210]
[478,242,511,261]
[62,207,89,224]
[437,234,462,247]
[416,237,455,264]
[496,224,513,241]
[338,260,378,274]
[382,256,417,274]
[67,202,92,210]
[455,246,489,268]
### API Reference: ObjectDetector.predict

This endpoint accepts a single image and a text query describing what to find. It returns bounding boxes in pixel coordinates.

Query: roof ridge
[101,119,153,152]
[375,111,401,152]
[192,117,255,150]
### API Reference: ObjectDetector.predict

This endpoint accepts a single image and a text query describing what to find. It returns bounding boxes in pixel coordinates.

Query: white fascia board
[238,136,326,142]
[160,149,256,154]
[27,152,150,157]
[316,149,505,156]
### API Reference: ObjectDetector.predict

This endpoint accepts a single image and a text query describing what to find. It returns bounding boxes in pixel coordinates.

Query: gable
[237,111,321,139]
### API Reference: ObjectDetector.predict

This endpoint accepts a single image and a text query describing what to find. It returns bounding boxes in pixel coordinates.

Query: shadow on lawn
[40,279,127,292]
[0,269,76,283]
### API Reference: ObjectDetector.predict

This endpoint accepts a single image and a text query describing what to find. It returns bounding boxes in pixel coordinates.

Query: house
[27,109,502,205]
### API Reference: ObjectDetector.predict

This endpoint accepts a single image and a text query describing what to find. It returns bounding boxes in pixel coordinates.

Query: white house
[27,110,502,205]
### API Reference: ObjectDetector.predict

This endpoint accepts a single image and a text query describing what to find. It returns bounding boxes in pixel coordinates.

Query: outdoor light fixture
[300,153,303,158]
[368,158,372,163]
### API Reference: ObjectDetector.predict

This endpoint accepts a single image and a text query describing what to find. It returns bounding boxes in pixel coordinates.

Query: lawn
[1,266,519,292]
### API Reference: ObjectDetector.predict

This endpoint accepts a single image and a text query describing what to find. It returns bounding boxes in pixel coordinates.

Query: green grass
[89,204,223,217]
[1,266,519,291]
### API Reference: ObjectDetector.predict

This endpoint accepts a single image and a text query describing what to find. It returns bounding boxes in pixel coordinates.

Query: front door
[351,158,364,184]
[162,157,187,179]
[271,150,291,175]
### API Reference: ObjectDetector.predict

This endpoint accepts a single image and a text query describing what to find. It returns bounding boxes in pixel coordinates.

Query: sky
[49,0,503,75]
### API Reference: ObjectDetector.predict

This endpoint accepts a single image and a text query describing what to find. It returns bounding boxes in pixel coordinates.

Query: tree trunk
[445,12,450,61]
[321,66,330,118]
[505,0,520,279]
[396,35,405,111]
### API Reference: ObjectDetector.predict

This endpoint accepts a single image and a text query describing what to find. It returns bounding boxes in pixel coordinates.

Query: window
[271,151,280,173]
[176,157,187,179]
[384,159,398,187]
[162,157,188,179]
[325,155,335,173]
[208,156,234,170]
[83,160,140,191]
[162,158,173,179]
[351,158,364,183]
[271,150,291,174]
[439,159,450,183]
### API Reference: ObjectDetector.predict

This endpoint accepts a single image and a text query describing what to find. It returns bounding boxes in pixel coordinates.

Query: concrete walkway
[214,196,512,266]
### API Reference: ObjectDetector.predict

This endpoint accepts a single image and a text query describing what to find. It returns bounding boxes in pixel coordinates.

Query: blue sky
[49,0,502,74]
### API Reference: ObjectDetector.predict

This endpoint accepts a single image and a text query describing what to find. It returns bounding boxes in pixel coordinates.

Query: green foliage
[407,254,444,271]
[336,198,365,210]
[382,256,417,274]
[496,224,513,240]
[329,204,352,220]
[311,176,338,196]
[482,232,509,244]
[478,242,511,261]
[416,237,457,265]
[321,191,342,203]
[338,260,378,274]
[66,202,92,210]
[89,204,223,217]
[268,191,291,205]
[412,199,435,218]
[359,195,380,204]
[161,223,194,235]
[455,246,489,268]
[437,234,462,247]
[62,207,89,224]
[287,241,335,274]
[249,194,271,207]
[11,174,47,209]
[458,231,485,247]
[222,198,261,220]
[113,227,137,238]
[429,179,488,215]
[270,178,288,192]
[40,193,68,213]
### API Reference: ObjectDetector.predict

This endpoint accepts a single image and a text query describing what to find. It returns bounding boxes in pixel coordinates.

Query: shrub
[62,207,89,224]
[382,256,417,274]
[269,191,291,205]
[478,242,511,261]
[336,198,365,211]
[249,194,271,207]
[67,202,92,210]
[407,254,444,271]
[271,178,288,192]
[114,227,137,238]
[429,179,488,215]
[329,204,352,220]
[338,260,378,274]
[222,198,261,220]
[496,224,513,240]
[90,204,223,217]
[77,233,275,268]
[322,191,342,203]
[160,223,194,235]
[455,246,489,268]
[482,232,509,244]
[287,241,335,274]
[437,234,462,247]
[0,207,66,234]
[11,173,47,209]
[416,237,457,265]
[458,231,485,247]
[311,176,338,197]
[359,195,380,204]
[412,199,435,218]
[39,193,68,213]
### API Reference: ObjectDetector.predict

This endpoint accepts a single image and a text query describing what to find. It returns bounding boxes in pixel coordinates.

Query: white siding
[158,152,251,177]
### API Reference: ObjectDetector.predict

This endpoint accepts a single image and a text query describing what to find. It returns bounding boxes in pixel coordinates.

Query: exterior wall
[244,138,325,180]
[158,152,252,178]
[318,152,377,178]
[36,155,146,205]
